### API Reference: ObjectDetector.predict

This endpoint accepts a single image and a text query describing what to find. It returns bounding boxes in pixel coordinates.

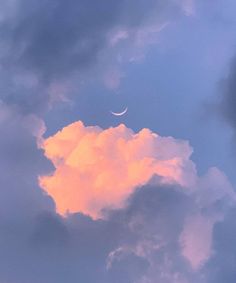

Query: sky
[0,0,236,282]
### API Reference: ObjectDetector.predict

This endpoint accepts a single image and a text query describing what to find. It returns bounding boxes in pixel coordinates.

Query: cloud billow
[39,121,196,218]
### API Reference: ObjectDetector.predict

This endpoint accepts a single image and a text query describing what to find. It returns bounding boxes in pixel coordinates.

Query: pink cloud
[180,167,235,269]
[38,120,236,273]
[180,213,214,270]
[39,121,196,219]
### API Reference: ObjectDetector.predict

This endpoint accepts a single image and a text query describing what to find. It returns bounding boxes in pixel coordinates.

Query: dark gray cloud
[0,0,181,114]
[220,56,236,130]
[0,104,54,222]
[0,171,231,283]
[204,207,236,283]
[0,182,194,283]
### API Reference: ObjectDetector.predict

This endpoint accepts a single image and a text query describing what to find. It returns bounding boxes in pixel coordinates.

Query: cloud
[108,172,234,282]
[179,167,235,270]
[180,213,215,270]
[204,207,236,283]
[38,120,236,276]
[0,104,234,282]
[0,0,186,113]
[0,180,233,283]
[0,101,54,225]
[39,121,197,219]
[220,56,236,130]
[0,2,235,282]
[181,0,195,16]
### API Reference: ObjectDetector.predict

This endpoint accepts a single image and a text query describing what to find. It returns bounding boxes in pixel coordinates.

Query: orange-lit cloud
[39,121,197,219]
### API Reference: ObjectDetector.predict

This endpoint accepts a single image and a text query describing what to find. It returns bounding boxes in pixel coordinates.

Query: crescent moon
[110,107,128,116]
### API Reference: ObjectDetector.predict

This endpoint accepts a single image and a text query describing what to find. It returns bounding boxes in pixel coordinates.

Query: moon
[110,107,128,116]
